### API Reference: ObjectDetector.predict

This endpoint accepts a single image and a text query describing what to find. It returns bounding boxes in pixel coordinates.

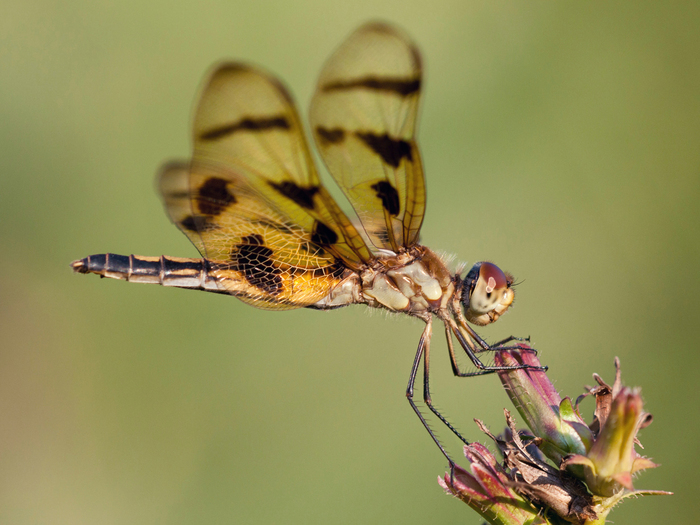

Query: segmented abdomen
[71,253,221,292]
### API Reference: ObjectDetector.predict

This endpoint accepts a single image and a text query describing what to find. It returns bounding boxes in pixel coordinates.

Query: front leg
[444,319,547,378]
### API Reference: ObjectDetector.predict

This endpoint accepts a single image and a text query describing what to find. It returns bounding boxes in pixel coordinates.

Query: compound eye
[468,262,510,316]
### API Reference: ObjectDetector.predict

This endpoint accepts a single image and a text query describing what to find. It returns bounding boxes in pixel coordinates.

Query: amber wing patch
[159,161,348,309]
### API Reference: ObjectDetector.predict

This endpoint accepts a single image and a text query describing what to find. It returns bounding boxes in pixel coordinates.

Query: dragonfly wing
[310,23,426,251]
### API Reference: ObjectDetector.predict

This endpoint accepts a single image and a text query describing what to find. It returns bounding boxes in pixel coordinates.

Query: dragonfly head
[461,262,515,326]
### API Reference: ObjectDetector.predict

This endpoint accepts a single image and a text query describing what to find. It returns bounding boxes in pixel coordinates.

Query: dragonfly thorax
[359,246,454,314]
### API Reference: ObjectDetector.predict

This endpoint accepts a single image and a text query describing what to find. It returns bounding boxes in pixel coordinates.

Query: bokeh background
[2,1,698,523]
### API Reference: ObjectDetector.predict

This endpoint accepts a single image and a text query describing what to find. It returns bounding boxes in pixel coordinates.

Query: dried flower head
[441,352,670,525]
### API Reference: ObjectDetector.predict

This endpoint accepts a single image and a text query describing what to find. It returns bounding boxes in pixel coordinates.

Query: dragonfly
[72,22,543,467]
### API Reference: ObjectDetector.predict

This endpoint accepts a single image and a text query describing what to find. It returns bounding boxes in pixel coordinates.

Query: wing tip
[356,20,401,35]
[353,21,422,69]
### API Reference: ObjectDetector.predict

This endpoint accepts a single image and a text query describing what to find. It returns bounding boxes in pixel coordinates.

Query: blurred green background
[2,1,698,523]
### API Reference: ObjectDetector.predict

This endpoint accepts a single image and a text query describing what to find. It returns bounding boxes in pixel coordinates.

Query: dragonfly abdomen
[71,253,221,291]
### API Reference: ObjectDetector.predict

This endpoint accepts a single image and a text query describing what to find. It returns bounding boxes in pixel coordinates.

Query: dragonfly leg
[491,335,531,346]
[406,317,459,469]
[420,321,472,446]
[445,319,547,377]
[485,335,540,355]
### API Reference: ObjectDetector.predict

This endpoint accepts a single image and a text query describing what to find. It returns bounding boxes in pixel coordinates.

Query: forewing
[191,63,370,268]
[309,23,426,251]
[159,161,347,310]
